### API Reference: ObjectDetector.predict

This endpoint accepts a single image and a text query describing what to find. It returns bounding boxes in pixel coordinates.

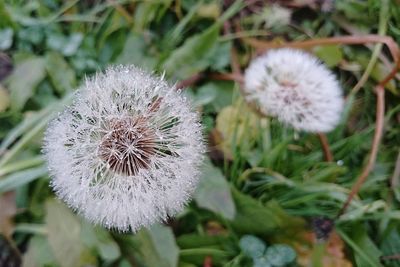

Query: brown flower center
[98,116,156,176]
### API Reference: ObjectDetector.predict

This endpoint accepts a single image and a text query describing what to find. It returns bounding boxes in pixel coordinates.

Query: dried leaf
[293,231,353,267]
[0,192,17,238]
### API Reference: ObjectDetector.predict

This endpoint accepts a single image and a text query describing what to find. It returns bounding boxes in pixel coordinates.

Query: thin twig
[176,73,204,89]
[381,254,400,260]
[243,35,399,64]
[208,72,243,83]
[318,133,334,162]
[230,46,242,78]
[203,256,212,267]
[336,84,385,218]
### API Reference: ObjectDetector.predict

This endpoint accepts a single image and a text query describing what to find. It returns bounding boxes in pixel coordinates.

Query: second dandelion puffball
[43,66,204,232]
[244,48,344,132]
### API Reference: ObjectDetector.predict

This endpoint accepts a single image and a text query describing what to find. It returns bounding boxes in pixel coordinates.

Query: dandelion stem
[337,84,385,218]
[317,133,333,162]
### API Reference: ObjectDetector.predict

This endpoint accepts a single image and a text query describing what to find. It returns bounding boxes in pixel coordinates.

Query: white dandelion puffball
[43,65,204,232]
[244,48,344,132]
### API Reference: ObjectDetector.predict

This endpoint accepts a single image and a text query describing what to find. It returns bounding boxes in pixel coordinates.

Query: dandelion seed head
[244,48,344,132]
[43,65,205,232]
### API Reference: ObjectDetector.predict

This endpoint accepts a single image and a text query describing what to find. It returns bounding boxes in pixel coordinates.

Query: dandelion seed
[243,48,344,132]
[43,65,204,232]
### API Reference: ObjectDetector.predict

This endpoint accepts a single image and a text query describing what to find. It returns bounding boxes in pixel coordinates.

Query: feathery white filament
[244,48,344,132]
[43,65,204,232]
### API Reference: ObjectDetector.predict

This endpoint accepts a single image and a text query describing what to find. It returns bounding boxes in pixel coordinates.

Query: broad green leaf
[135,223,179,267]
[338,225,383,267]
[231,189,301,235]
[45,51,76,94]
[239,235,266,259]
[62,33,83,56]
[45,200,93,267]
[380,225,400,267]
[254,256,272,267]
[209,41,232,71]
[216,102,259,157]
[46,33,83,57]
[194,160,236,219]
[0,85,10,112]
[314,45,343,67]
[192,83,217,107]
[163,25,219,80]
[0,28,13,50]
[0,2,15,28]
[115,32,157,70]
[6,57,46,110]
[265,244,296,265]
[22,235,56,267]
[81,222,121,261]
[356,54,397,93]
[197,2,221,19]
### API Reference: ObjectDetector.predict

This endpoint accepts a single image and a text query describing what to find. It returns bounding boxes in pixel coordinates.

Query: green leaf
[338,225,383,267]
[253,256,272,267]
[0,2,15,28]
[45,199,92,267]
[194,159,236,219]
[265,244,296,266]
[115,32,157,70]
[0,166,47,193]
[380,224,400,267]
[313,45,343,67]
[46,33,83,57]
[6,57,46,110]
[22,235,56,267]
[0,85,10,112]
[209,41,231,71]
[192,83,217,107]
[163,25,219,79]
[81,222,121,261]
[135,223,179,267]
[45,51,76,94]
[62,33,83,56]
[231,189,300,235]
[0,28,13,50]
[239,235,266,259]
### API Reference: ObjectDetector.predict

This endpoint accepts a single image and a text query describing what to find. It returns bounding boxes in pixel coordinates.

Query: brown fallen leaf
[294,230,353,267]
[0,191,17,239]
